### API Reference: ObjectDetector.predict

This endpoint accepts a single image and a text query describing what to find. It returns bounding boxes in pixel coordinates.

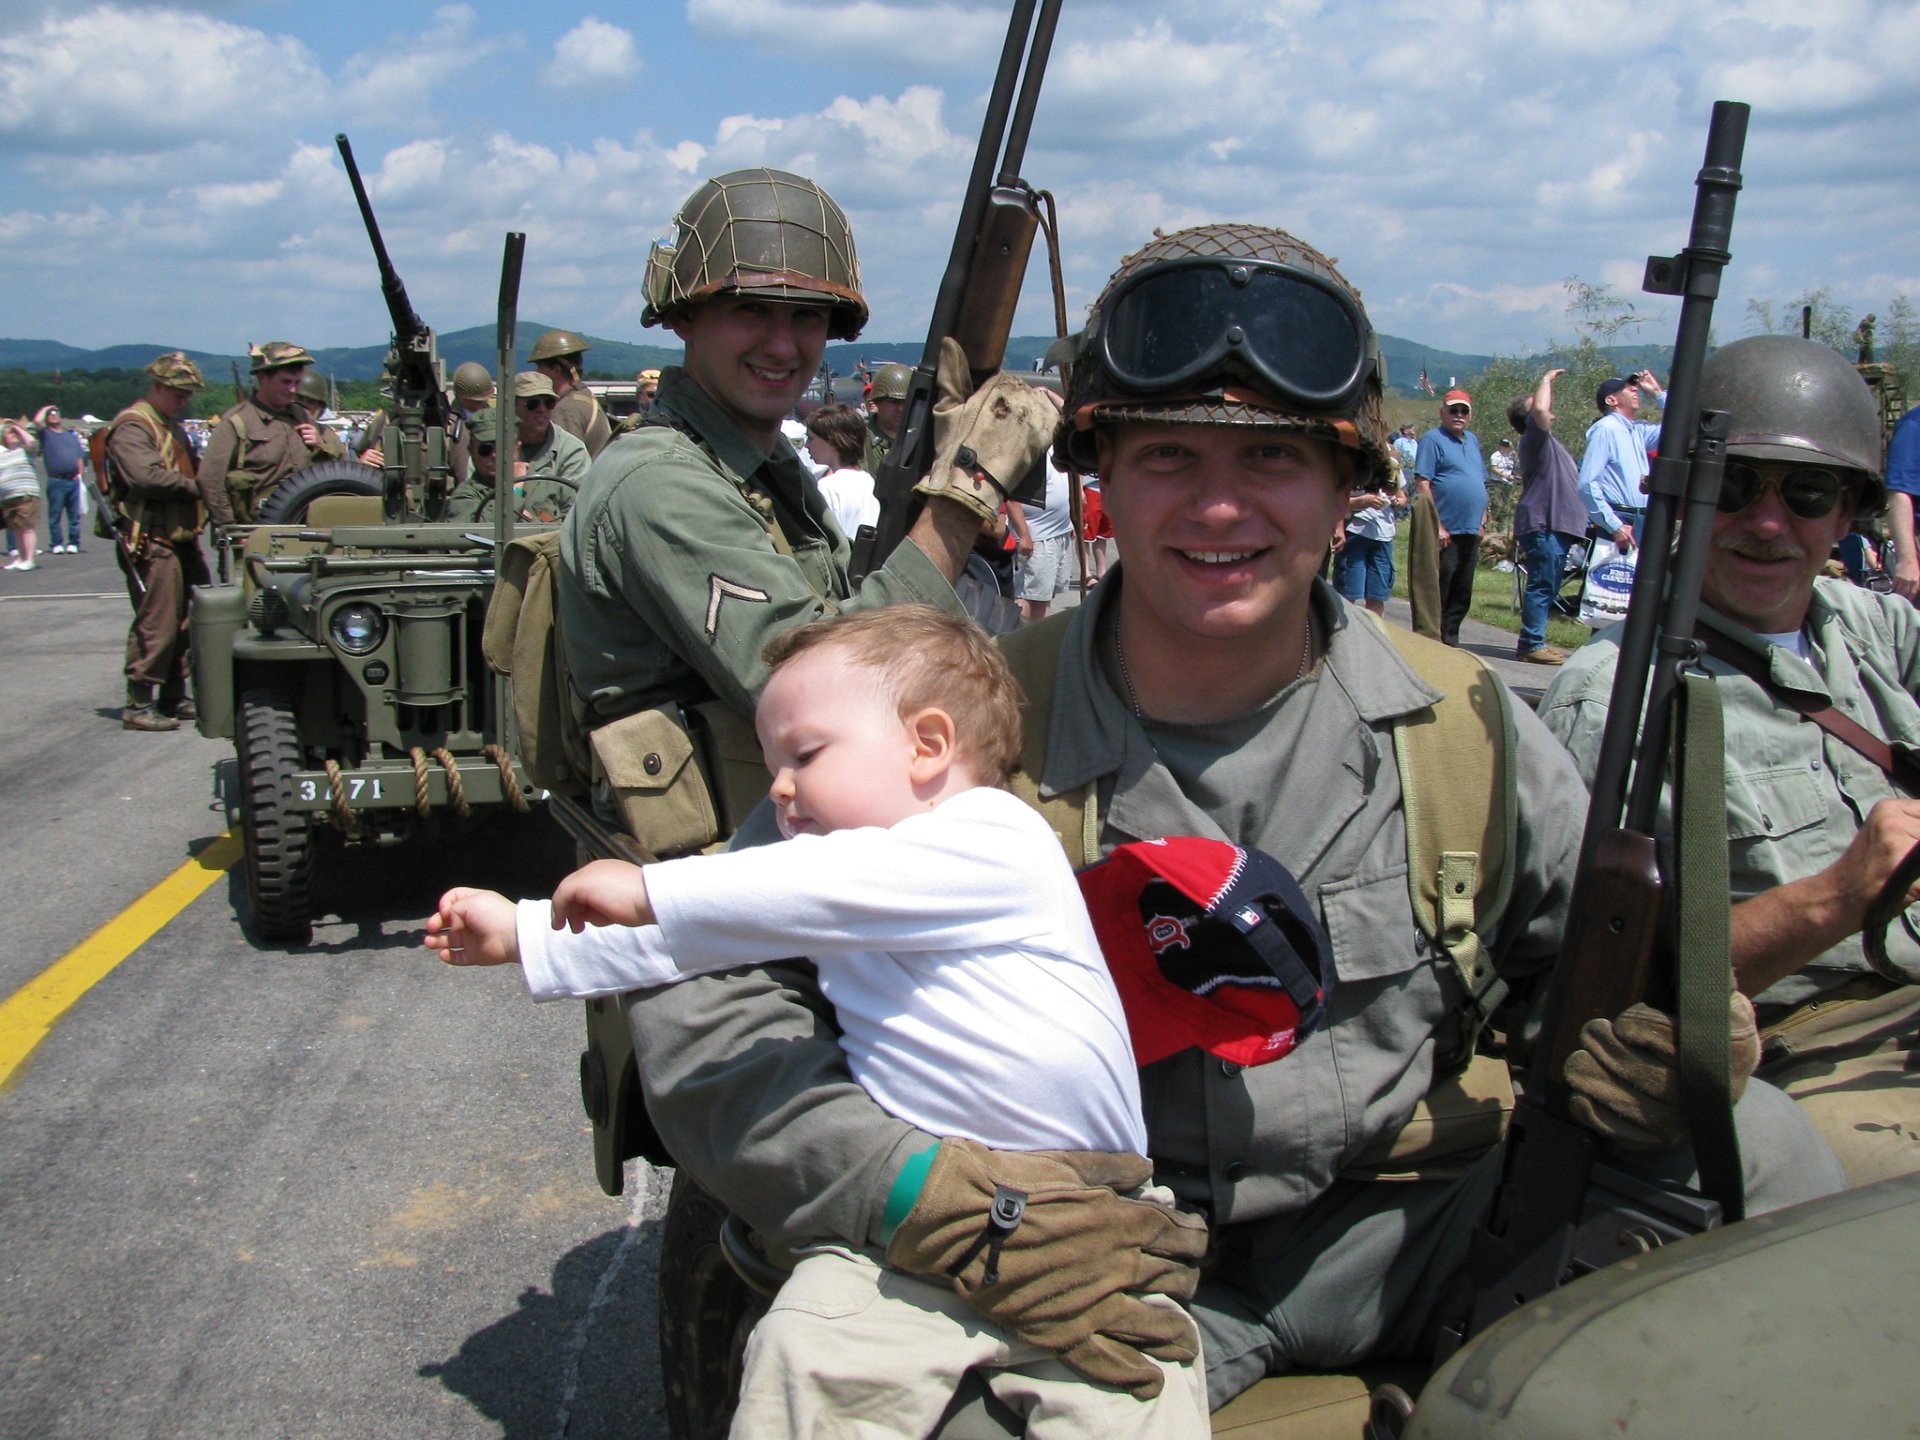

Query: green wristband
[878,1142,940,1245]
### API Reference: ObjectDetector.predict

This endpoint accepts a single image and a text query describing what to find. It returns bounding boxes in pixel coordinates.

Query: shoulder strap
[1374,620,1519,1057]
[998,613,1099,866]
[1696,622,1920,793]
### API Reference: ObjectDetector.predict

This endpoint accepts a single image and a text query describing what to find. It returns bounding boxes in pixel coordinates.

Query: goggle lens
[1100,258,1372,409]
[1717,462,1845,520]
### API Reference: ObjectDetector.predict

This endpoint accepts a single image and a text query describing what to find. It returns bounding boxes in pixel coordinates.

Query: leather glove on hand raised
[916,337,1060,526]
[884,1137,1210,1399]
[1564,993,1761,1150]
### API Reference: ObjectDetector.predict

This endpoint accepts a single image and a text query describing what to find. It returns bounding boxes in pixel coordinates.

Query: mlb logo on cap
[1078,837,1334,1068]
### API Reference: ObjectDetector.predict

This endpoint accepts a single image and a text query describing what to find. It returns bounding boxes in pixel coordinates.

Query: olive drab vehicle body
[186,136,539,944]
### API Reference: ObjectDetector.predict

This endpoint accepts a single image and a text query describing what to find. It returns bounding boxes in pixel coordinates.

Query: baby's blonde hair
[761,606,1025,785]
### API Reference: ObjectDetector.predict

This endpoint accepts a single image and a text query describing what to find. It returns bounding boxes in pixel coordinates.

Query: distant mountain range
[0,328,1673,395]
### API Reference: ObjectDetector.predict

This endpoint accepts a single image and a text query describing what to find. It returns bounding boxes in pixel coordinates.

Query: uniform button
[1219,1059,1242,1078]
[643,752,663,776]
[1224,1161,1248,1182]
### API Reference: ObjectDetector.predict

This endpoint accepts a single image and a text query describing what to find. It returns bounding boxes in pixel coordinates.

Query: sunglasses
[1716,461,1848,520]
[475,442,496,457]
[1445,404,1471,416]
[520,396,558,410]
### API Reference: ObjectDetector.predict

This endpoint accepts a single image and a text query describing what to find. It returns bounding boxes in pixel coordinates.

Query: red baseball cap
[1078,837,1333,1068]
[1443,389,1472,410]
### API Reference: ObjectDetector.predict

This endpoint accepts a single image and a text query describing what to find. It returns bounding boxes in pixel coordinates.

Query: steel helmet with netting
[642,169,868,341]
[1698,334,1887,515]
[1055,224,1390,485]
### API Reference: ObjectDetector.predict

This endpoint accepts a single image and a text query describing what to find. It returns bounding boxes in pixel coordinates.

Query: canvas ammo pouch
[588,701,767,860]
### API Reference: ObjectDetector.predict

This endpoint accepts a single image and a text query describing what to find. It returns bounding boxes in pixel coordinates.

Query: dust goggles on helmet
[1096,256,1377,412]
[1717,461,1849,520]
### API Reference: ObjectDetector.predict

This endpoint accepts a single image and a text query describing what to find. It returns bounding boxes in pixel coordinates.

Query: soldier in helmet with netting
[864,360,911,474]
[620,223,1842,1418]
[529,329,612,458]
[1543,333,1920,1189]
[198,341,321,526]
[559,165,1049,733]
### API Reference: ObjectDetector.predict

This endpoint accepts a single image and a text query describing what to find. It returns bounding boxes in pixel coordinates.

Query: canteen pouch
[590,706,721,860]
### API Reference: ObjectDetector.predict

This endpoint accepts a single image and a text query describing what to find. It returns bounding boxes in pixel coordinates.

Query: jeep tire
[237,687,316,944]
[256,460,382,526]
[658,1172,767,1440]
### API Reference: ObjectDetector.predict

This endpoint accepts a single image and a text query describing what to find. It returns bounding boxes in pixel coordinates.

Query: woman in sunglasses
[1542,333,1920,1189]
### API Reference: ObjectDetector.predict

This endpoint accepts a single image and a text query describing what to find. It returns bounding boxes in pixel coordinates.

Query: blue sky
[2,0,1915,361]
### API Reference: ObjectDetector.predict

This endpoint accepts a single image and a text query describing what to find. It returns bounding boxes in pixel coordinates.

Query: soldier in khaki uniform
[530,329,612,458]
[864,360,910,475]
[446,404,579,524]
[295,370,348,462]
[510,372,591,490]
[198,341,319,525]
[103,353,212,730]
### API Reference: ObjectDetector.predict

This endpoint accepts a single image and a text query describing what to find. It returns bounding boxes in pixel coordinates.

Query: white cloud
[0,5,325,154]
[337,5,496,120]
[541,17,641,91]
[688,0,1003,69]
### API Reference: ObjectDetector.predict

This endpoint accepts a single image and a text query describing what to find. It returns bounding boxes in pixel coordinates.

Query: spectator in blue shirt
[1577,369,1666,551]
[1412,388,1489,646]
[1883,405,1920,600]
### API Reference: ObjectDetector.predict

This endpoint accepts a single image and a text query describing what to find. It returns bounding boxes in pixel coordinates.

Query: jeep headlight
[329,602,387,656]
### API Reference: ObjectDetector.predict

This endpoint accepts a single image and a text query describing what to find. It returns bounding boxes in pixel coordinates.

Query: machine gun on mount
[335,131,457,523]
[848,0,1064,585]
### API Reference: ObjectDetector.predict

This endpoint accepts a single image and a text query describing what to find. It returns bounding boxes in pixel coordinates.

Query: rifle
[848,0,1063,582]
[1436,100,1753,1358]
[229,360,246,408]
[335,132,455,522]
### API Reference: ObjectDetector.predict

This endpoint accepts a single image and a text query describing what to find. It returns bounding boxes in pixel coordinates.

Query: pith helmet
[145,351,206,392]
[1054,223,1390,485]
[870,362,912,401]
[642,168,868,341]
[529,330,589,365]
[1699,334,1886,513]
[296,370,330,406]
[451,362,494,400]
[250,341,314,374]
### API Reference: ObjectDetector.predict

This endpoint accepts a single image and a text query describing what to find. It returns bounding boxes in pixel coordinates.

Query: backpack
[998,610,1518,1063]
[482,529,592,795]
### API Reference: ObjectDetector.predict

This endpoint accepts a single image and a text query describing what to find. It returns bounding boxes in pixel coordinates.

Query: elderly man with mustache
[1540,335,1920,1188]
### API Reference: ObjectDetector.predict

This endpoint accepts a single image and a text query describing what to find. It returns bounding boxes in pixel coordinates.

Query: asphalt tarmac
[0,543,669,1440]
[0,540,1553,1440]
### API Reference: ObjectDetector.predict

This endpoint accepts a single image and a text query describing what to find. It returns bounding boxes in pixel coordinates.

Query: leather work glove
[917,337,1060,526]
[884,1137,1210,1399]
[1564,993,1761,1150]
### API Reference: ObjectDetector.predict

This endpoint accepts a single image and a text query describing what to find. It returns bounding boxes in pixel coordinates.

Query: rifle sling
[1695,624,1920,794]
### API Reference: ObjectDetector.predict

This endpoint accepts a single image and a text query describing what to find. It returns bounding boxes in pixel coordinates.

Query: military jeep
[190,476,537,943]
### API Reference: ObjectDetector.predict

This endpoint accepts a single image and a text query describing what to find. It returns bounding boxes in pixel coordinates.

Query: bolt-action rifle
[335,132,456,522]
[1437,100,1753,1359]
[229,360,246,408]
[848,0,1063,582]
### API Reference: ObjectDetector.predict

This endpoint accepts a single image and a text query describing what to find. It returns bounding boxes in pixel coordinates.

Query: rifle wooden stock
[1538,829,1663,1103]
[950,187,1041,376]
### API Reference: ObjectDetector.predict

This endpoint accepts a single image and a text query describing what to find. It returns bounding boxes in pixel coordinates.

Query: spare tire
[256,460,383,525]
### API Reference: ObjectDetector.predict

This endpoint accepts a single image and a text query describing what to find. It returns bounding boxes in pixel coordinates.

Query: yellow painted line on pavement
[0,833,242,1088]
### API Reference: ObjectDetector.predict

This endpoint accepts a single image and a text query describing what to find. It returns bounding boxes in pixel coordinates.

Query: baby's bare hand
[424,886,521,966]
[551,859,655,931]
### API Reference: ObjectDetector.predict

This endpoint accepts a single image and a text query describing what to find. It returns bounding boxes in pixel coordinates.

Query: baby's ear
[906,707,958,783]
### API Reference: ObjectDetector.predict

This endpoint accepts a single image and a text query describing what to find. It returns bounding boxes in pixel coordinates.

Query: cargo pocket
[1724,763,1827,899]
[590,706,720,860]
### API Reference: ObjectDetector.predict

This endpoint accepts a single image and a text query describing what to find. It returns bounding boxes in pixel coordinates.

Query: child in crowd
[425,605,1208,1437]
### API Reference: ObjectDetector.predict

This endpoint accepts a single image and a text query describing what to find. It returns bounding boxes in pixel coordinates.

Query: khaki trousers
[730,1244,1210,1439]
[1759,980,1920,1187]
[1406,493,1442,641]
[124,538,209,688]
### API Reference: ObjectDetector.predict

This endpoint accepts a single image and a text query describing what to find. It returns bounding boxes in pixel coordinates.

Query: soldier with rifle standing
[101,351,211,731]
[197,341,320,526]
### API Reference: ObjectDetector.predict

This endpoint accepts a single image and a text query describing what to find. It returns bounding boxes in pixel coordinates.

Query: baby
[426,604,1207,1437]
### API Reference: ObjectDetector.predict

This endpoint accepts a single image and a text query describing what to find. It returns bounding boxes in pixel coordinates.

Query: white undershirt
[516,787,1146,1154]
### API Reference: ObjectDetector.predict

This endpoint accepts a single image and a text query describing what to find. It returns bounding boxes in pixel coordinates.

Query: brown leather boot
[158,682,198,721]
[124,682,181,732]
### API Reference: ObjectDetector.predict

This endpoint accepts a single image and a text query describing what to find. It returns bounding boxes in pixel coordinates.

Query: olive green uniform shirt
[559,366,960,726]
[1538,579,1920,1013]
[197,395,314,526]
[863,413,894,477]
[554,385,612,459]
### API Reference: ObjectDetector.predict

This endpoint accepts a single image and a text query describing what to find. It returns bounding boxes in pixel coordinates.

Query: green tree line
[0,367,395,426]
